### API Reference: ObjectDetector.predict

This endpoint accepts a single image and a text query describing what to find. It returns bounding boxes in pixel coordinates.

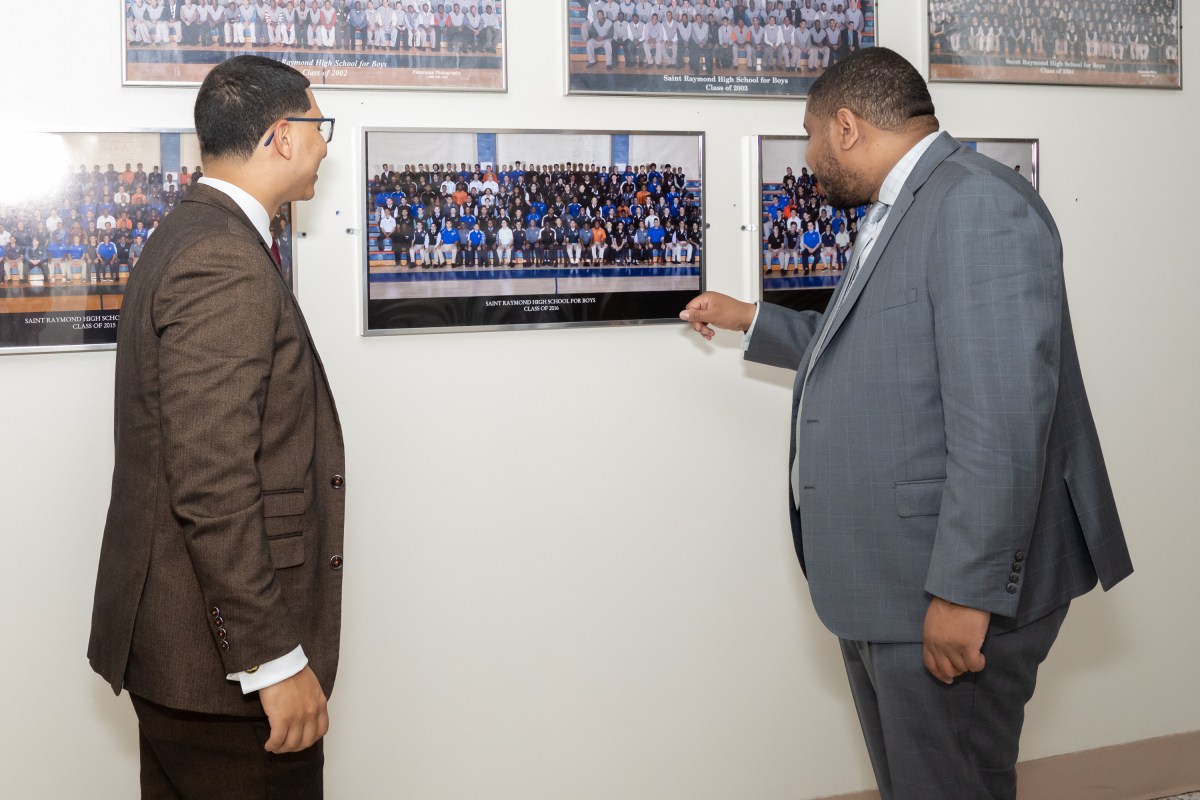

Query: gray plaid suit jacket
[746,132,1132,643]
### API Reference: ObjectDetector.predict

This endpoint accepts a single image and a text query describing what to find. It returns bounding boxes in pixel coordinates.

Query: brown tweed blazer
[88,183,345,716]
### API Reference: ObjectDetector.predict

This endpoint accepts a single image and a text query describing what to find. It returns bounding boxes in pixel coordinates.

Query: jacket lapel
[811,132,961,365]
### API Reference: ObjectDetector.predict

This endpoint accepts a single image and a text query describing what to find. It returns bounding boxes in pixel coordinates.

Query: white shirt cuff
[742,301,762,351]
[227,645,308,694]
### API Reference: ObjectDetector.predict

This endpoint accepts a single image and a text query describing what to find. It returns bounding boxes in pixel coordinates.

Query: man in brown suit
[88,56,343,798]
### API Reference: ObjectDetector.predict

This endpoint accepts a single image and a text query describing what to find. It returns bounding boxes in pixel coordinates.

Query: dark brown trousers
[131,695,323,800]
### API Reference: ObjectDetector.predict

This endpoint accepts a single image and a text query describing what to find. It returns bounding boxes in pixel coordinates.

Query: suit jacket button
[1006,583,1018,594]
[1011,562,1023,573]
[1014,551,1026,562]
[220,641,230,651]
[216,627,228,639]
[209,606,221,617]
[330,555,343,571]
[331,474,345,489]
[1009,572,1021,583]
[213,616,224,626]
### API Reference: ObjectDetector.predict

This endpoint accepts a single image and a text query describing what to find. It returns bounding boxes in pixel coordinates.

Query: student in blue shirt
[95,235,118,281]
[437,221,459,267]
[646,220,666,265]
[801,221,822,274]
[47,238,69,282]
[67,235,88,282]
[466,223,485,267]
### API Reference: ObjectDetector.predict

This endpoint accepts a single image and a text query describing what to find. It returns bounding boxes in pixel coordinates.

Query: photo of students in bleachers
[567,0,875,97]
[0,131,293,353]
[757,136,1037,305]
[123,0,506,90]
[928,0,1179,88]
[758,136,866,295]
[364,129,704,333]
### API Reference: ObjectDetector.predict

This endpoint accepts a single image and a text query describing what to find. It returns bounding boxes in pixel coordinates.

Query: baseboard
[814,730,1200,800]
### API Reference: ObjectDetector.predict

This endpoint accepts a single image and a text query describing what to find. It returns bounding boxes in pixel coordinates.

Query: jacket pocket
[870,287,918,316]
[262,489,308,517]
[267,532,306,569]
[262,489,308,537]
[895,477,945,517]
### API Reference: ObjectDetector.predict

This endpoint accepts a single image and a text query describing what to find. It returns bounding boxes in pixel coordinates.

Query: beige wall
[1,2,1196,798]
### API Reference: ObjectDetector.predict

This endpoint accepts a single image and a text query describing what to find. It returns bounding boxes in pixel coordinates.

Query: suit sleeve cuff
[227,645,308,694]
[742,301,762,351]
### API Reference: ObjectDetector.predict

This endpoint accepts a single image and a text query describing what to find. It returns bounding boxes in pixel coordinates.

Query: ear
[832,107,862,153]
[267,120,294,160]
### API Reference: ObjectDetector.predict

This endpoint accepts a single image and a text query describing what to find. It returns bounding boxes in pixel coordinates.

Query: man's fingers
[923,646,940,680]
[270,700,328,754]
[964,648,986,673]
[924,642,986,684]
[922,643,952,683]
[318,708,330,741]
[933,652,957,684]
[273,717,309,754]
[264,719,288,753]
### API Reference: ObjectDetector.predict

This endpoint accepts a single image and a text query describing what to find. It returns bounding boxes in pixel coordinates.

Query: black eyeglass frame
[263,117,336,147]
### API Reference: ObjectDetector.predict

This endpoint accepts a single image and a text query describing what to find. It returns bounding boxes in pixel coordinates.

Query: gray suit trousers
[840,603,1069,800]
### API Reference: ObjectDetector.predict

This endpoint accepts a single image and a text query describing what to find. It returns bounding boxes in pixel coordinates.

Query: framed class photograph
[566,1,876,98]
[362,128,705,334]
[756,135,1038,312]
[122,0,507,91]
[0,131,296,355]
[927,0,1181,89]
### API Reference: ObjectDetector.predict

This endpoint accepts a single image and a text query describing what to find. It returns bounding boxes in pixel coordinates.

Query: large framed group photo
[363,128,706,334]
[0,131,296,355]
[756,135,1039,312]
[122,0,507,91]
[567,0,876,97]
[927,0,1181,88]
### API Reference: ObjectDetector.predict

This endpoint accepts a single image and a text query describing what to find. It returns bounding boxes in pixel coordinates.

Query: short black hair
[806,47,936,132]
[194,56,311,162]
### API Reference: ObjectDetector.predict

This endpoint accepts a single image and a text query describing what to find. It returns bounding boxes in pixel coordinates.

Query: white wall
[1,2,1196,799]
[368,130,479,172]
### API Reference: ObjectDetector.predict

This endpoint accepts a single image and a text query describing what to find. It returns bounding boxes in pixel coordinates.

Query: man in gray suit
[89,57,343,798]
[681,48,1132,799]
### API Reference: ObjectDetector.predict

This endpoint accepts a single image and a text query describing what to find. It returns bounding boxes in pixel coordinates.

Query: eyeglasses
[263,117,336,147]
